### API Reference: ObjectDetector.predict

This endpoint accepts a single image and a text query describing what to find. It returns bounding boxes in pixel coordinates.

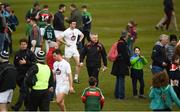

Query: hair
[152,71,169,88]
[33,2,39,7]
[89,76,97,86]
[70,4,76,8]
[174,43,180,57]
[169,34,177,42]
[59,4,65,9]
[172,54,180,64]
[159,34,169,42]
[134,46,141,51]
[53,49,62,55]
[19,38,28,44]
[43,5,48,9]
[81,5,87,9]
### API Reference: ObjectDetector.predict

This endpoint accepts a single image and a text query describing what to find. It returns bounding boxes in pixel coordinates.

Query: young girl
[169,55,180,99]
[149,71,180,111]
[130,47,148,98]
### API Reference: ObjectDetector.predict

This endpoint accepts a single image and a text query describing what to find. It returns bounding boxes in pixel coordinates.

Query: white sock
[74,74,78,80]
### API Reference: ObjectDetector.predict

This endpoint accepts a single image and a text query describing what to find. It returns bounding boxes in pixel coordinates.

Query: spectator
[166,34,178,63]
[27,51,54,111]
[0,51,17,111]
[126,20,137,55]
[0,4,6,51]
[29,17,42,54]
[130,47,148,98]
[111,30,131,99]
[151,34,169,74]
[53,49,74,111]
[81,5,92,44]
[149,71,180,111]
[81,76,105,111]
[53,4,66,39]
[12,38,36,111]
[80,33,107,86]
[58,21,84,83]
[155,0,175,30]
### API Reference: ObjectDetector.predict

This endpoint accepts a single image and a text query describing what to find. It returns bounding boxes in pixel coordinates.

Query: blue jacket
[149,85,180,110]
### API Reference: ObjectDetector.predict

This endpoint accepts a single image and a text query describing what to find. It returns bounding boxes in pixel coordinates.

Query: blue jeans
[151,66,164,74]
[114,75,125,99]
[0,33,5,51]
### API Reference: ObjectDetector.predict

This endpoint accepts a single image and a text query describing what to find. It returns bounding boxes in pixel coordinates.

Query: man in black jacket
[0,51,17,111]
[12,38,36,111]
[53,4,66,39]
[151,34,169,74]
[80,33,107,86]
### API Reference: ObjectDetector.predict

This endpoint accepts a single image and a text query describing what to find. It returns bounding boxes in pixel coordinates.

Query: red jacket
[46,47,55,70]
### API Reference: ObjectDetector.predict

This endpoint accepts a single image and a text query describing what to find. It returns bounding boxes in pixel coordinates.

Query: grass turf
[2,0,180,111]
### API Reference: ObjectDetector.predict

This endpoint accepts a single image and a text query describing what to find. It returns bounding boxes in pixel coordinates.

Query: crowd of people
[0,0,180,111]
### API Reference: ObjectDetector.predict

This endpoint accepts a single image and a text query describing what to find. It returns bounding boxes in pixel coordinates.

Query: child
[169,55,180,99]
[130,47,148,98]
[126,20,137,55]
[149,71,180,111]
[81,76,105,111]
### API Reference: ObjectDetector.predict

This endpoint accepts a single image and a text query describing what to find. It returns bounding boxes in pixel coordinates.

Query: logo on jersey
[56,68,61,75]
[71,36,76,41]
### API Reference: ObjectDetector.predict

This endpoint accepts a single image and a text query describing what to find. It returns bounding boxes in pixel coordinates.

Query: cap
[0,51,9,60]
[36,51,46,62]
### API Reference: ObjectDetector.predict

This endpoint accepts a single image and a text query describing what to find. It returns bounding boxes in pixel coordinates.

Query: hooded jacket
[149,85,180,110]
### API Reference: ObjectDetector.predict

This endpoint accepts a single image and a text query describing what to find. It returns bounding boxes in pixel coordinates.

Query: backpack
[108,41,122,62]
[24,64,38,88]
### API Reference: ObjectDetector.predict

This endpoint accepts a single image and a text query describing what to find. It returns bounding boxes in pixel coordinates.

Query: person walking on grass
[149,71,180,111]
[58,21,84,84]
[0,51,17,111]
[81,76,105,111]
[130,47,148,99]
[80,33,107,86]
[53,49,74,111]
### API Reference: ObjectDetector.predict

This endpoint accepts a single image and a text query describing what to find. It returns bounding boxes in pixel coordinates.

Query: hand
[19,58,26,65]
[64,17,68,20]
[79,62,83,67]
[48,87,54,92]
[102,66,107,72]
[69,86,75,93]
[162,62,167,67]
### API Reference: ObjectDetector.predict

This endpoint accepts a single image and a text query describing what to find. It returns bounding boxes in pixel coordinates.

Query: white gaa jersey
[53,59,72,86]
[61,28,83,48]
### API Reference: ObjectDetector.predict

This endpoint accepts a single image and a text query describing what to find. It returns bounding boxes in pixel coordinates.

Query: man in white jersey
[58,21,84,83]
[53,49,74,111]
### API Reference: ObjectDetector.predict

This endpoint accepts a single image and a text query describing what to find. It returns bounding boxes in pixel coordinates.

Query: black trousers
[87,67,100,86]
[28,89,50,111]
[13,81,29,111]
[131,69,145,96]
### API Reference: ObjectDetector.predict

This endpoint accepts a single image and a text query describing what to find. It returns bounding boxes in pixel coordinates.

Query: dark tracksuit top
[80,41,107,68]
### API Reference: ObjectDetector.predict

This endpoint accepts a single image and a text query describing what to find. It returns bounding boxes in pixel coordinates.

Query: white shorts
[54,30,63,38]
[0,89,13,103]
[55,85,69,95]
[65,47,79,59]
[40,28,45,37]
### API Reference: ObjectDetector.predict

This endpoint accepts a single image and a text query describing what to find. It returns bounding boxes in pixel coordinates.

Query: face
[171,40,177,46]
[174,58,180,64]
[62,6,66,12]
[90,34,98,43]
[35,5,40,10]
[134,48,140,55]
[20,42,28,50]
[70,22,76,29]
[53,53,61,61]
